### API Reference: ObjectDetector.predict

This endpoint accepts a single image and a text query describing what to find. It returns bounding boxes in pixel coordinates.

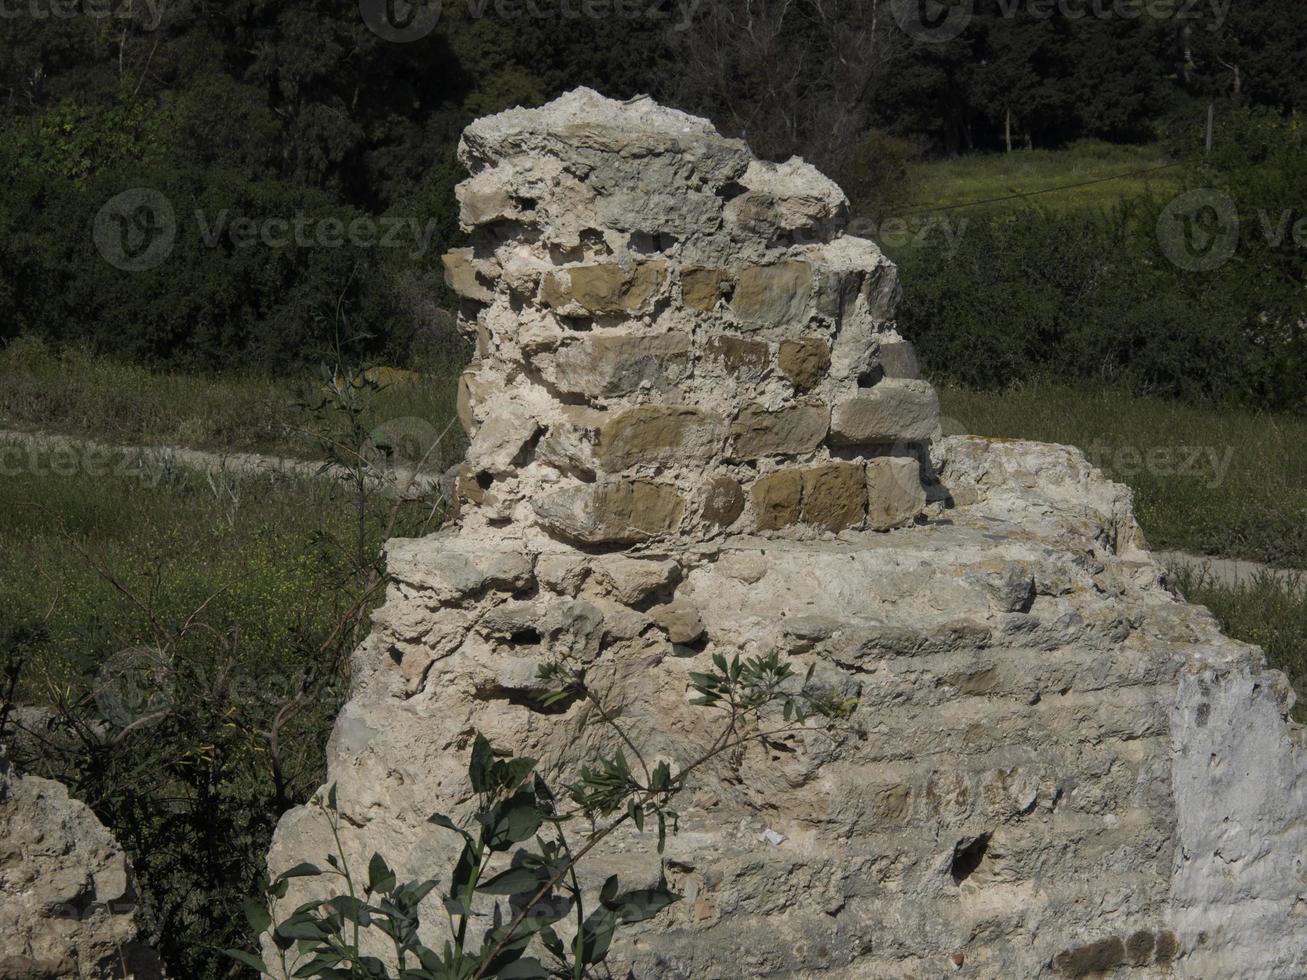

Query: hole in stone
[716,180,748,202]
[476,471,494,491]
[950,833,990,885]
[856,367,884,389]
[509,628,541,646]
[560,316,593,332]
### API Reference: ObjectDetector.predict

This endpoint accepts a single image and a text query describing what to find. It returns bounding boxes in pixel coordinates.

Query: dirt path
[0,429,444,498]
[1157,551,1305,595]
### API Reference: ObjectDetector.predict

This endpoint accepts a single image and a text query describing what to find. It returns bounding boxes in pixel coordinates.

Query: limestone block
[703,335,770,379]
[776,336,831,390]
[592,556,679,606]
[533,480,685,544]
[731,260,813,328]
[700,475,746,528]
[681,267,726,311]
[724,158,848,241]
[650,600,705,644]
[877,339,921,380]
[551,334,691,397]
[751,468,803,531]
[830,379,941,446]
[730,402,829,459]
[456,170,519,228]
[751,462,866,531]
[597,406,724,471]
[799,462,867,531]
[537,405,606,476]
[866,456,927,531]
[541,260,667,314]
[441,247,494,303]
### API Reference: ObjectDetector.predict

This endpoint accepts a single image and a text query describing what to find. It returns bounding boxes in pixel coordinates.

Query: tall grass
[0,335,468,466]
[942,382,1307,569]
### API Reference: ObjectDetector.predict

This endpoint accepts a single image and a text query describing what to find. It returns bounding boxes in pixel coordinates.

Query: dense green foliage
[895,109,1307,414]
[2,0,1304,375]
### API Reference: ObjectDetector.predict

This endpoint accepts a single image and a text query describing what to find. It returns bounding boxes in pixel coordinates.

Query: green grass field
[0,336,467,469]
[941,382,1307,570]
[903,139,1183,218]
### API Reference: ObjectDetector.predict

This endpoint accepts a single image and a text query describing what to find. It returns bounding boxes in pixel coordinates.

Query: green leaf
[495,958,549,978]
[615,887,680,924]
[469,733,494,793]
[222,949,269,973]
[275,863,323,881]
[629,799,645,832]
[599,874,620,907]
[477,866,539,896]
[367,853,396,894]
[579,906,617,965]
[242,898,272,935]
[327,783,338,811]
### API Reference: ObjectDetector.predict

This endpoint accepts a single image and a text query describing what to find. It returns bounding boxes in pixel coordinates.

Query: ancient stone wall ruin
[266,90,1307,978]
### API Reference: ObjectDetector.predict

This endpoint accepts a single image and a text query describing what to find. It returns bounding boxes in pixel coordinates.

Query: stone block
[591,556,679,605]
[552,334,691,396]
[730,402,829,459]
[878,339,920,380]
[650,600,705,644]
[751,469,803,531]
[596,406,724,471]
[866,456,926,531]
[541,260,667,314]
[731,260,813,328]
[830,379,941,446]
[751,463,867,532]
[800,462,867,531]
[703,335,770,378]
[533,480,685,544]
[681,267,726,310]
[777,336,831,390]
[442,247,494,303]
[700,475,745,528]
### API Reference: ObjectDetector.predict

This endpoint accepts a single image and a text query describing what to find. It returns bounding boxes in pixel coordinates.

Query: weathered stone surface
[830,379,941,446]
[650,600,705,645]
[776,336,830,390]
[533,480,684,544]
[268,90,1307,980]
[798,462,867,531]
[551,334,691,397]
[700,475,745,528]
[731,261,813,328]
[591,556,678,606]
[596,406,723,471]
[703,334,769,377]
[724,158,847,242]
[751,462,866,531]
[878,339,921,380]
[751,468,803,530]
[866,456,927,530]
[0,750,159,979]
[730,402,829,459]
[680,267,725,311]
[441,247,494,303]
[541,261,667,314]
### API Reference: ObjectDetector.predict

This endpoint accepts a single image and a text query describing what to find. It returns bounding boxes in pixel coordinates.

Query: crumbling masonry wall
[266,90,1307,978]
